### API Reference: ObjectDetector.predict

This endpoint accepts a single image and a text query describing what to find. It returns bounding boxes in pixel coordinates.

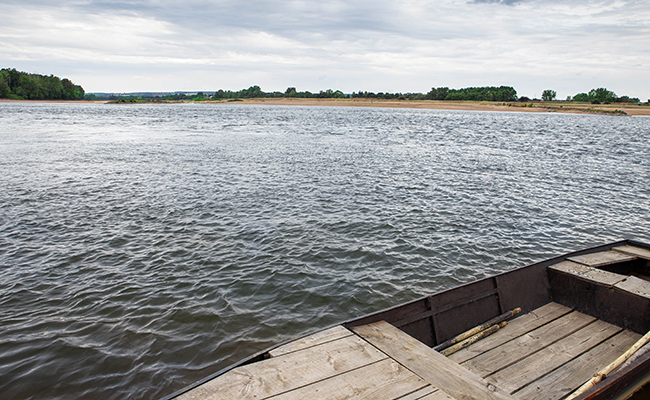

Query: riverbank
[3,98,649,116]
[218,98,650,116]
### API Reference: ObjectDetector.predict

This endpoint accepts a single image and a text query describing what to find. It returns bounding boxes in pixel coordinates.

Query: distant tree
[571,93,590,102]
[0,68,84,100]
[285,87,297,97]
[518,96,531,102]
[569,88,621,104]
[541,90,557,101]
[589,88,616,104]
[426,87,450,100]
[615,96,639,103]
[427,86,517,102]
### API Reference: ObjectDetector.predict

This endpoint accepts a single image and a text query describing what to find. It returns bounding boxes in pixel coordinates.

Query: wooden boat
[162,239,650,400]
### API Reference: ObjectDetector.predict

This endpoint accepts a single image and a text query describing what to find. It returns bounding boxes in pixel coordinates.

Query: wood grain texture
[176,335,386,400]
[548,260,627,286]
[269,325,353,357]
[567,250,637,268]
[613,245,650,261]
[270,358,428,400]
[614,276,650,300]
[449,302,572,364]
[461,310,596,377]
[352,321,516,400]
[395,385,438,400]
[486,319,622,393]
[513,329,642,400]
[418,390,457,400]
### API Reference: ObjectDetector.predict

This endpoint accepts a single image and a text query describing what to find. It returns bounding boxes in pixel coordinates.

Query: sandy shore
[224,98,650,116]
[2,98,649,116]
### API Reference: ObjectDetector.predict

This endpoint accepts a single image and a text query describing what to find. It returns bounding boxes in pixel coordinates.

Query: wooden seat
[352,321,516,400]
[567,250,636,268]
[613,245,650,261]
[548,260,627,286]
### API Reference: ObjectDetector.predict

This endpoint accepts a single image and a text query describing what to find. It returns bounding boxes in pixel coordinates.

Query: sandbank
[224,98,650,116]
[2,98,649,116]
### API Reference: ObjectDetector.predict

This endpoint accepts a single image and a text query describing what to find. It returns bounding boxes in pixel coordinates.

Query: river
[1,102,649,399]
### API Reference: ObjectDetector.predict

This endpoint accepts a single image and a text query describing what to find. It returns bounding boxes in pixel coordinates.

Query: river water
[1,102,649,399]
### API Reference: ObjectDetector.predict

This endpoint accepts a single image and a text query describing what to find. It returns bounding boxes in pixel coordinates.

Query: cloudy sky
[1,0,649,99]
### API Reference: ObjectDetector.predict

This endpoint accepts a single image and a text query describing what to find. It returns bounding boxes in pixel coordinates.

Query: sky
[1,0,649,100]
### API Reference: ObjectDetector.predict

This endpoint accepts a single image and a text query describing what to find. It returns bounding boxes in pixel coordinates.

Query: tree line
[0,68,85,100]
[542,88,642,104]
[115,85,520,102]
[3,68,642,105]
[212,85,519,101]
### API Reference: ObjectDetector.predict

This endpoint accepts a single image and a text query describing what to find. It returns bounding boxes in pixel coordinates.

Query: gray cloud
[0,0,648,99]
[470,0,523,5]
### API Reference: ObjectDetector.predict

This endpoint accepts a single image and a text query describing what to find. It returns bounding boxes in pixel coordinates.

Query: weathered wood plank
[271,358,428,400]
[449,302,572,364]
[548,260,627,286]
[269,325,353,357]
[486,319,622,393]
[418,390,456,400]
[352,321,517,400]
[613,245,650,261]
[567,250,637,268]
[513,329,641,400]
[614,276,650,300]
[461,310,596,377]
[176,335,386,400]
[395,385,438,400]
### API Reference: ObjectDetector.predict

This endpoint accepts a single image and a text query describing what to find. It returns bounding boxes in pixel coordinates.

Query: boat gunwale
[160,238,647,400]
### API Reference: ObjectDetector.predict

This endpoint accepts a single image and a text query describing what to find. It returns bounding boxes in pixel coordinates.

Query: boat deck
[176,302,641,400]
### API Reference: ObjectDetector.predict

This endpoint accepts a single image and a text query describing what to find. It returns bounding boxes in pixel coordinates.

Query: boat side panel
[549,269,650,334]
[345,262,552,345]
[495,262,551,315]
[576,351,650,400]
[431,278,501,343]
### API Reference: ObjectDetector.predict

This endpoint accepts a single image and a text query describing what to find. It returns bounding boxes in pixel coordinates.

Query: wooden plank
[395,386,439,400]
[548,260,627,286]
[567,250,637,268]
[461,310,596,377]
[615,276,650,300]
[271,358,429,400]
[176,335,386,400]
[614,245,650,261]
[352,321,517,400]
[269,325,352,357]
[486,319,622,393]
[418,390,456,400]
[513,329,642,400]
[449,302,572,364]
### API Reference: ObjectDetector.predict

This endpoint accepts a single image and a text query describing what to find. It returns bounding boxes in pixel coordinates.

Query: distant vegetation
[425,86,518,101]
[96,85,521,102]
[565,88,641,104]
[542,90,557,101]
[88,84,647,105]
[0,68,85,100]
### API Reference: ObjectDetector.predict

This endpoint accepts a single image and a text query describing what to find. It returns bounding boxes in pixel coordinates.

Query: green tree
[589,88,616,104]
[541,90,556,101]
[571,93,590,102]
[0,69,85,100]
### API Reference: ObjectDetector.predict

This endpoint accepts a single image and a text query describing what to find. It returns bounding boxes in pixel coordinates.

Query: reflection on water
[0,103,649,399]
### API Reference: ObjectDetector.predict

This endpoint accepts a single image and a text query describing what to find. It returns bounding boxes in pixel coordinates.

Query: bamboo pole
[440,321,508,356]
[433,307,521,352]
[565,329,650,400]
